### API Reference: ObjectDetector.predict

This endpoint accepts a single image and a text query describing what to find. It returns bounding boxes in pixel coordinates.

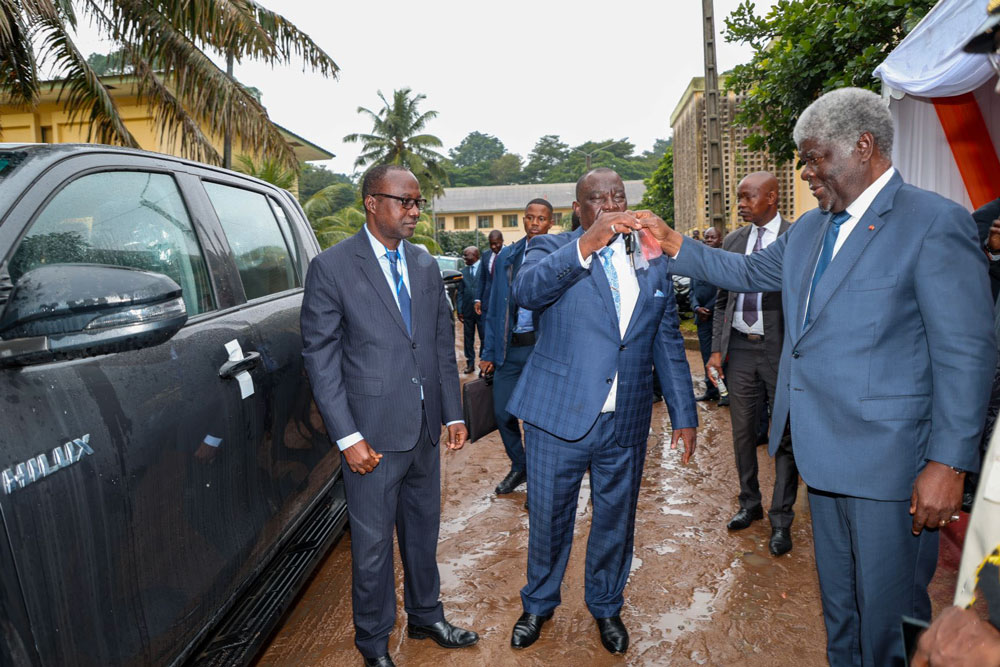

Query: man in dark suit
[456,245,482,374]
[705,172,799,556]
[690,226,722,401]
[480,200,553,497]
[505,169,698,654]
[474,230,504,317]
[648,88,995,666]
[301,165,478,667]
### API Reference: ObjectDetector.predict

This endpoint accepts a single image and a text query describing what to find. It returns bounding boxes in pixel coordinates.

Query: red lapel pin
[868,225,875,230]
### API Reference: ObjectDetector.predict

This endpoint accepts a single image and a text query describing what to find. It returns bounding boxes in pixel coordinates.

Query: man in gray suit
[707,172,798,556]
[301,165,478,667]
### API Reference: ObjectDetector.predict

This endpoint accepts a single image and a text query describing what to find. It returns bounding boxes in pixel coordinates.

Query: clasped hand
[343,423,468,475]
[578,210,642,257]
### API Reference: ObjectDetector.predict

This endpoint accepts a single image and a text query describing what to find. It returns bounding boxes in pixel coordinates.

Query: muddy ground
[258,327,957,666]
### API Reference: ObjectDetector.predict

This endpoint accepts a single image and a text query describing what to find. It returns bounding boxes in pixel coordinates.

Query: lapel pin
[868,225,875,231]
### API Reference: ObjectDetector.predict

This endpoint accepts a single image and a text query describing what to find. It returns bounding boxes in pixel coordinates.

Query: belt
[510,331,536,347]
[733,329,764,342]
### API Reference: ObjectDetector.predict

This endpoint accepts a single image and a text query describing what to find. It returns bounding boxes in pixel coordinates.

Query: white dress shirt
[337,226,461,452]
[576,235,640,413]
[733,214,782,335]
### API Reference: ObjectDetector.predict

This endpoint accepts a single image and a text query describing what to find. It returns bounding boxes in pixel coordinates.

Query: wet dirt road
[258,329,956,666]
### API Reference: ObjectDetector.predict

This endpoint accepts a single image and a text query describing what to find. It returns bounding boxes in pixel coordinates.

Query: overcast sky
[74,0,779,176]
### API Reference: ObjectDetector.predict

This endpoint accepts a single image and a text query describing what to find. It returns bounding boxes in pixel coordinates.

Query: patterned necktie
[599,247,620,318]
[742,227,766,327]
[385,249,412,335]
[805,211,851,325]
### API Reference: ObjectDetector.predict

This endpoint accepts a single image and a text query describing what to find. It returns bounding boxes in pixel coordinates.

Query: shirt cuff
[576,239,593,268]
[474,299,481,303]
[445,420,465,427]
[670,243,682,260]
[336,431,364,451]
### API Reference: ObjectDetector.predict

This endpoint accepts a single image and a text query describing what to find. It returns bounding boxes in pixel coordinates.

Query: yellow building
[0,76,332,187]
[432,180,647,244]
[670,76,816,236]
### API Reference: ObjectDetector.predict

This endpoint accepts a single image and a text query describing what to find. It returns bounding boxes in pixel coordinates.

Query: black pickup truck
[0,144,347,666]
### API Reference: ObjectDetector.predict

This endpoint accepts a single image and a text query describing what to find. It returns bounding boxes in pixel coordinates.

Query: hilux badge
[1,434,93,495]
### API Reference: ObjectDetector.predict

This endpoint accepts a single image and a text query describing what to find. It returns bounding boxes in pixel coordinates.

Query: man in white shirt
[642,88,995,667]
[706,172,799,556]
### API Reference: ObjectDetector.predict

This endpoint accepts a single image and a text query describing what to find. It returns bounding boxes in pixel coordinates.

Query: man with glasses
[302,165,478,667]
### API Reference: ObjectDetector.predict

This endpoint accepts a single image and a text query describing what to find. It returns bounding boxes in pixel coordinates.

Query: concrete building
[670,77,815,236]
[432,180,647,244]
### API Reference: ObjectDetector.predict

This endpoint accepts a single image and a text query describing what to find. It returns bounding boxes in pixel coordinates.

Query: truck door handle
[219,351,261,379]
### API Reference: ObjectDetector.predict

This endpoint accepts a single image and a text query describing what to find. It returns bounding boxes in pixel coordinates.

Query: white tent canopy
[874,0,1000,211]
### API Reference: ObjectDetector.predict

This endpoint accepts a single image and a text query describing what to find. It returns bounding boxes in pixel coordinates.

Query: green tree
[311,204,440,253]
[724,0,935,162]
[2,1,338,168]
[522,135,570,183]
[343,88,449,197]
[302,183,357,224]
[448,131,506,167]
[639,145,674,228]
[298,163,352,202]
[235,155,296,190]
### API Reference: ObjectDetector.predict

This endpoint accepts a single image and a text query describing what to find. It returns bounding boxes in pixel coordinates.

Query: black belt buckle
[735,329,764,342]
[511,331,536,347]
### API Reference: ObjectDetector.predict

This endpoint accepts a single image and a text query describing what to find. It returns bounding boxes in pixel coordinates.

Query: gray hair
[793,87,894,159]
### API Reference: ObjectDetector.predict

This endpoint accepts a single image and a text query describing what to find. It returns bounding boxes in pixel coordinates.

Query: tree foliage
[343,88,449,198]
[639,145,674,228]
[235,154,296,190]
[448,131,505,167]
[723,0,935,163]
[2,1,338,168]
[298,163,352,202]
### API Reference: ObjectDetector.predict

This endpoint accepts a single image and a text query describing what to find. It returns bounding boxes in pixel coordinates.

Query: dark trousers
[341,417,444,658]
[493,342,532,473]
[521,413,645,619]
[809,489,938,667]
[461,312,483,364]
[696,319,718,397]
[726,333,798,528]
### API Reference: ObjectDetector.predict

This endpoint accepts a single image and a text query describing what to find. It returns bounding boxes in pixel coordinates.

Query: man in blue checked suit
[649,89,996,667]
[505,168,698,655]
[301,166,478,667]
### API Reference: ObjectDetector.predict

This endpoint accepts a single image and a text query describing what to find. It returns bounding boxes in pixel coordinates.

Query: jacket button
[412,343,417,349]
[619,345,626,351]
[606,378,613,384]
[792,351,800,359]
[411,377,419,384]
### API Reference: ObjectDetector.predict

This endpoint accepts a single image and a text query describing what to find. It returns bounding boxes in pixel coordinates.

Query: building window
[435,216,446,230]
[553,212,563,225]
[477,215,493,229]
[453,216,469,230]
[502,214,518,228]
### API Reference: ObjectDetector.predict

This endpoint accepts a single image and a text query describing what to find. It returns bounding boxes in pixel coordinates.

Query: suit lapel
[402,241,424,338]
[353,231,410,338]
[587,245,623,336]
[800,173,902,336]
[623,267,651,341]
[792,217,828,340]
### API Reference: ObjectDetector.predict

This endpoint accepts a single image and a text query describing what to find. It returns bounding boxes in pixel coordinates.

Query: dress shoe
[363,655,395,667]
[726,507,763,531]
[495,469,526,495]
[717,395,730,407]
[695,390,720,401]
[462,363,475,374]
[769,527,793,556]
[595,615,629,654]
[511,612,552,648]
[407,620,478,648]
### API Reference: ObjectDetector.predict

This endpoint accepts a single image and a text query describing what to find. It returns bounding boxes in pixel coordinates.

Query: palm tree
[235,155,296,190]
[311,205,441,254]
[1,1,338,168]
[343,88,448,197]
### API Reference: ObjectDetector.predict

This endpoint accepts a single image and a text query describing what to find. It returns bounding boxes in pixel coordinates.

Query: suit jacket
[456,262,480,317]
[300,230,462,452]
[690,278,718,314]
[481,237,538,367]
[507,229,698,446]
[711,218,791,367]
[672,172,996,500]
[477,248,497,314]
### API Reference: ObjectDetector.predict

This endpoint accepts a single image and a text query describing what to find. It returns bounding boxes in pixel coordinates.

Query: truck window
[7,171,215,316]
[203,182,300,300]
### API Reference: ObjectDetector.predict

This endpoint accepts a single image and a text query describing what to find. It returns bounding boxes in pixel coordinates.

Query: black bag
[462,374,497,442]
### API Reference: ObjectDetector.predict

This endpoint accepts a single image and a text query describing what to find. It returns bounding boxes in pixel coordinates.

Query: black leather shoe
[695,390,720,401]
[717,396,730,407]
[363,655,395,667]
[511,612,552,648]
[462,363,475,374]
[726,507,763,531]
[595,615,629,654]
[407,620,479,648]
[495,469,526,495]
[769,527,793,556]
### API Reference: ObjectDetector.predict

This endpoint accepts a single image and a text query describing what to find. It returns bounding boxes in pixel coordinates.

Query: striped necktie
[385,249,412,335]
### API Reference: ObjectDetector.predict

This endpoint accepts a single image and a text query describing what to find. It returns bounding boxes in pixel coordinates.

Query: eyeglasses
[371,193,428,210]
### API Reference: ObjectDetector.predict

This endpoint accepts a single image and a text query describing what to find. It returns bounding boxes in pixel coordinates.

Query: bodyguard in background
[707,172,798,557]
[301,165,478,667]
[474,230,504,316]
[456,245,483,374]
[691,227,722,401]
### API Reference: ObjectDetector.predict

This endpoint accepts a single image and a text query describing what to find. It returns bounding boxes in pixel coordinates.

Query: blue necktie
[385,249,412,335]
[599,247,620,318]
[805,211,851,325]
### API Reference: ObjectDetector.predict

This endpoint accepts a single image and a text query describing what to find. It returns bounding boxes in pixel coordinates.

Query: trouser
[808,489,938,667]
[342,416,444,658]
[520,413,646,619]
[726,332,798,528]
[493,341,532,472]
[462,311,483,364]
[696,320,718,396]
